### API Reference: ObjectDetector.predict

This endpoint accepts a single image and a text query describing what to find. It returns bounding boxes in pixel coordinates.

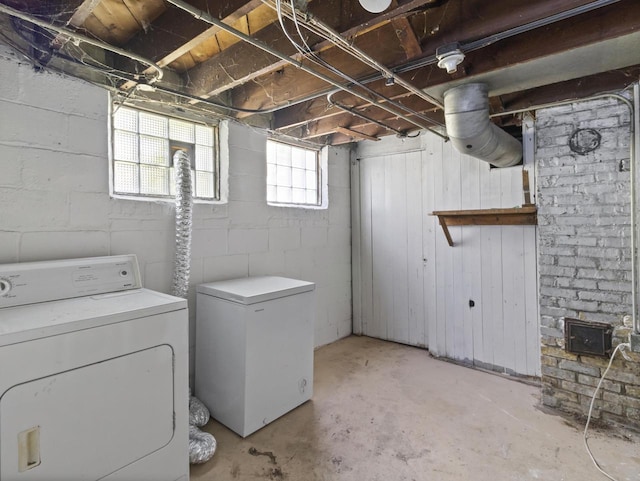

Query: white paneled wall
[354,133,540,377]
[0,46,352,380]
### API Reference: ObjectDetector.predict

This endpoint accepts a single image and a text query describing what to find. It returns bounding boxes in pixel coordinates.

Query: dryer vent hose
[171,150,193,299]
[188,388,216,464]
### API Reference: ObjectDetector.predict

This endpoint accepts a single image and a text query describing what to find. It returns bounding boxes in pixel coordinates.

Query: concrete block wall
[536,95,640,427]
[0,46,352,380]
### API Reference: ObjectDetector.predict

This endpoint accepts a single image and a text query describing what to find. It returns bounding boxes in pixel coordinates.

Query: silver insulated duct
[171,150,193,299]
[443,83,522,168]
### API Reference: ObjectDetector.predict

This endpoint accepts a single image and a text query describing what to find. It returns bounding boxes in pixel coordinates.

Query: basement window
[110,105,220,202]
[266,139,325,208]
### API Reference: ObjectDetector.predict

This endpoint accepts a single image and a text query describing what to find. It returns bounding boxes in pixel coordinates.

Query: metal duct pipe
[171,150,193,299]
[443,83,522,168]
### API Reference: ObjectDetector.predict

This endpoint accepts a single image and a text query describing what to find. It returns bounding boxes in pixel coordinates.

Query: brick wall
[536,95,640,427]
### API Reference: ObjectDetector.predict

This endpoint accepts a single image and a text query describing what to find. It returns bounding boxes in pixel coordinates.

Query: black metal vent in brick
[564,318,612,357]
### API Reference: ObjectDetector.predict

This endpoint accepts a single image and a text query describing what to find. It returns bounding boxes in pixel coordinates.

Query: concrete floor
[191,336,640,481]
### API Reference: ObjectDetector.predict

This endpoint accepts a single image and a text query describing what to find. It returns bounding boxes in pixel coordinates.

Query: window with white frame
[266,139,320,206]
[111,105,219,201]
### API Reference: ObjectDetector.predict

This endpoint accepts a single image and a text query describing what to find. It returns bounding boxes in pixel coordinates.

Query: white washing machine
[0,255,189,481]
[195,276,315,437]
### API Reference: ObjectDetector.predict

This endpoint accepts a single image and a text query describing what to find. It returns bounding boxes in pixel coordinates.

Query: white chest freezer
[195,276,315,437]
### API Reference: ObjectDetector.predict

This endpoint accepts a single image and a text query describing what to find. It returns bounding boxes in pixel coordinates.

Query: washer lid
[197,276,315,304]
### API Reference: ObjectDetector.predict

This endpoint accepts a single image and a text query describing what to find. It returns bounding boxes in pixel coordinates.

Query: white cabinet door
[1,345,174,481]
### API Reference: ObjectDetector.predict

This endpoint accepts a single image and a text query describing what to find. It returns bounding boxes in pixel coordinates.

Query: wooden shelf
[431,205,537,246]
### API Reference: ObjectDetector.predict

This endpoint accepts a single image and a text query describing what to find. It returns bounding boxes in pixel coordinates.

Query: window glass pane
[266,163,277,185]
[306,189,318,204]
[267,185,277,202]
[169,167,176,197]
[266,139,320,206]
[305,170,317,189]
[196,171,214,198]
[114,161,139,193]
[114,130,138,162]
[195,145,214,171]
[113,107,138,132]
[292,168,305,188]
[195,125,213,146]
[277,186,292,203]
[276,142,292,166]
[305,151,316,170]
[139,112,168,137]
[291,147,306,169]
[292,188,306,204]
[140,165,169,195]
[169,119,195,143]
[276,165,292,187]
[140,135,169,165]
[112,103,218,201]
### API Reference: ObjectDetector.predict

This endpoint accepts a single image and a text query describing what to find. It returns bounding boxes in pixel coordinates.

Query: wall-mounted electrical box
[564,318,612,357]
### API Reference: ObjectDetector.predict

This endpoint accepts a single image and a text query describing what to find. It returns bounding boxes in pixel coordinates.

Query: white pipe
[0,2,163,82]
[633,83,639,334]
[165,0,447,138]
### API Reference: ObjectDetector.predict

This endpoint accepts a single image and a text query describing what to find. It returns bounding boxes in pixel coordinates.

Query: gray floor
[191,336,640,481]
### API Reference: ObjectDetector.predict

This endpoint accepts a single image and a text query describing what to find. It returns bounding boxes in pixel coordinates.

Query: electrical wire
[0,2,163,82]
[271,0,445,124]
[165,0,449,139]
[270,0,446,137]
[583,342,631,481]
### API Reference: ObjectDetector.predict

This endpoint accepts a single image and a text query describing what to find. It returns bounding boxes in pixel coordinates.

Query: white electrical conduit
[634,83,640,335]
[267,0,443,109]
[164,0,447,139]
[0,2,163,83]
[272,0,444,136]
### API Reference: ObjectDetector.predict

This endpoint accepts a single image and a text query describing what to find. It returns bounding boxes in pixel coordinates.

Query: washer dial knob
[0,278,12,297]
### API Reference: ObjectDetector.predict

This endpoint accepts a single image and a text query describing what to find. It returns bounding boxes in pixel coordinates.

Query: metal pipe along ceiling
[165,0,448,139]
[443,83,522,168]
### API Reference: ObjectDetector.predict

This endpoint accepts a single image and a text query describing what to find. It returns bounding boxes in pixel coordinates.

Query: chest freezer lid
[197,276,315,304]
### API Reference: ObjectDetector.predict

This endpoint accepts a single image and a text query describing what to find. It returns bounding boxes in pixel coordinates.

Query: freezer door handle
[18,426,41,472]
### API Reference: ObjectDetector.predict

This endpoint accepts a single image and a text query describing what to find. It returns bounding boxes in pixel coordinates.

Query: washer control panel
[0,255,142,308]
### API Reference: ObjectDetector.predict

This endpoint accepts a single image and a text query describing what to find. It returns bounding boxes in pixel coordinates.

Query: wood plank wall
[353,132,540,377]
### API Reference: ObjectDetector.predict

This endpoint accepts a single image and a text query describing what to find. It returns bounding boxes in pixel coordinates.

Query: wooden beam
[390,17,422,60]
[230,21,408,115]
[123,0,261,63]
[184,0,442,99]
[335,126,380,141]
[272,0,640,130]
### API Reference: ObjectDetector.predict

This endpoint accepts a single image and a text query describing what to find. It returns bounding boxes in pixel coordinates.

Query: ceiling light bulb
[358,0,391,13]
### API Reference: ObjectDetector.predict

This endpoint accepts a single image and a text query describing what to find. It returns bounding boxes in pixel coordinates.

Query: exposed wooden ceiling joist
[0,0,638,146]
[271,0,640,132]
